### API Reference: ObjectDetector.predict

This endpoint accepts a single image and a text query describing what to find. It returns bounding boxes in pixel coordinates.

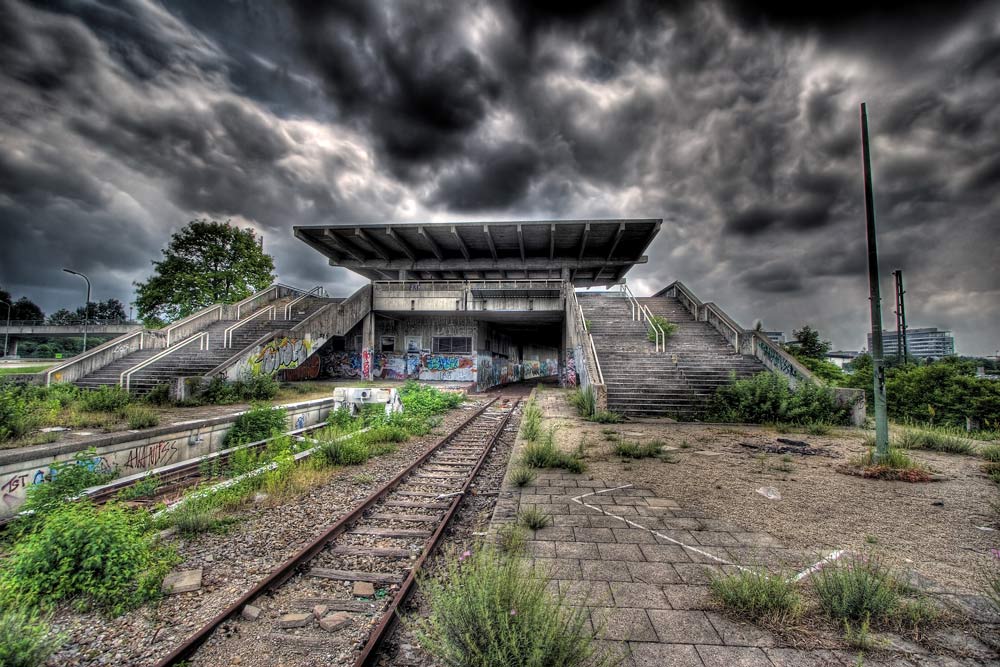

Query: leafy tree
[47,308,76,325]
[134,220,274,325]
[0,289,44,322]
[788,325,830,360]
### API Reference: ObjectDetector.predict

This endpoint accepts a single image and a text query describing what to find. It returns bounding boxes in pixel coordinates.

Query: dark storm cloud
[2,0,999,354]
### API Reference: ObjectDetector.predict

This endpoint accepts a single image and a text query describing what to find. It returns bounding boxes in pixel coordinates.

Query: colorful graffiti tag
[361,348,372,380]
[419,354,474,382]
[243,337,313,376]
[123,441,177,471]
[324,352,363,378]
[374,353,407,379]
[561,351,578,387]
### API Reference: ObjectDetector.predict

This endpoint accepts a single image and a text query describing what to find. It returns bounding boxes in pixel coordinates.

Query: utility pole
[892,269,908,364]
[861,103,889,461]
[63,268,91,353]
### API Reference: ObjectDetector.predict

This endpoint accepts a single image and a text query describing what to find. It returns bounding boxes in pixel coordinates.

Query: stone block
[353,581,375,597]
[277,612,313,628]
[162,568,203,594]
[319,612,352,632]
[241,604,262,621]
[312,604,329,619]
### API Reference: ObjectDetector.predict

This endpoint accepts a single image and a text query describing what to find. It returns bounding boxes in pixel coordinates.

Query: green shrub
[981,444,1000,462]
[509,467,537,487]
[806,422,832,436]
[0,385,51,441]
[496,524,527,555]
[124,405,160,429]
[413,547,615,667]
[0,502,176,616]
[319,437,371,466]
[327,407,355,429]
[520,430,586,473]
[813,554,899,622]
[191,374,280,406]
[399,381,463,417]
[143,383,173,406]
[647,315,677,343]
[117,473,161,501]
[709,568,802,623]
[895,427,974,454]
[520,400,543,441]
[19,448,117,521]
[79,385,132,413]
[851,447,925,472]
[170,501,228,536]
[591,410,623,423]
[0,609,62,667]
[225,403,287,446]
[517,506,551,530]
[711,372,850,425]
[614,440,664,459]
[568,387,596,419]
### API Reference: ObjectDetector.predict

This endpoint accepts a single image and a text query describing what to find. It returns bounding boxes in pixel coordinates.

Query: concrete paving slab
[626,561,683,584]
[647,609,723,644]
[582,559,635,581]
[590,606,658,641]
[610,582,671,609]
[705,612,778,647]
[162,568,203,594]
[662,584,713,610]
[555,541,601,559]
[629,642,705,667]
[597,542,646,562]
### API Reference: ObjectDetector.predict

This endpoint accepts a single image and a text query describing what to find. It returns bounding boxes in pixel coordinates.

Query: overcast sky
[1,0,998,355]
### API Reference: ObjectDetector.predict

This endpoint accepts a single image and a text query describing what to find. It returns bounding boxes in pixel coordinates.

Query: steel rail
[355,397,519,667]
[153,395,505,667]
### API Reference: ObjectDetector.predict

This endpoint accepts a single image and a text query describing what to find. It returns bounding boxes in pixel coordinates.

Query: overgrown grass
[981,551,1000,615]
[849,446,931,482]
[521,429,586,473]
[517,506,551,530]
[117,473,161,501]
[806,422,832,436]
[979,444,1000,462]
[17,448,117,526]
[124,404,160,429]
[509,467,537,487]
[813,554,900,623]
[0,365,50,375]
[0,501,177,616]
[79,385,132,413]
[224,403,287,446]
[520,400,543,441]
[0,609,62,667]
[895,426,975,455]
[709,568,802,624]
[412,547,617,667]
[495,524,528,555]
[614,440,665,459]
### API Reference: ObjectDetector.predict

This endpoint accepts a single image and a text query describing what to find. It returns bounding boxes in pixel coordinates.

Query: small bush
[413,547,615,667]
[0,502,176,616]
[813,554,899,623]
[79,385,132,413]
[225,403,287,446]
[647,315,677,343]
[979,444,1000,462]
[399,381,463,417]
[807,422,832,436]
[124,405,160,429]
[353,472,375,485]
[591,410,623,424]
[319,437,371,466]
[896,427,974,455]
[568,387,597,419]
[171,501,227,536]
[496,524,528,554]
[327,407,355,429]
[711,372,850,425]
[509,467,537,487]
[19,448,117,520]
[850,447,930,481]
[117,473,161,501]
[709,568,802,624]
[518,506,551,530]
[614,440,664,459]
[143,383,173,406]
[0,609,62,667]
[520,400,543,441]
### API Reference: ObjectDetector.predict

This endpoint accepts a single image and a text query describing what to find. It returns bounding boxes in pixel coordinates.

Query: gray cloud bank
[1,0,998,354]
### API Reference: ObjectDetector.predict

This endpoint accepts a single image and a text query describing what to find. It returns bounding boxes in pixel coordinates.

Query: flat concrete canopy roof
[294,219,661,286]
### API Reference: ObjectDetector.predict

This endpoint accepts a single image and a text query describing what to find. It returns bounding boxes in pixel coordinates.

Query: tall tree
[789,325,831,360]
[134,220,275,325]
[11,296,44,321]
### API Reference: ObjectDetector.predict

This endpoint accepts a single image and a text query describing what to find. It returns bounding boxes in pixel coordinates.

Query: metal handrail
[570,290,604,386]
[283,286,324,320]
[224,306,275,348]
[120,332,208,390]
[163,304,223,346]
[44,330,146,386]
[621,283,665,353]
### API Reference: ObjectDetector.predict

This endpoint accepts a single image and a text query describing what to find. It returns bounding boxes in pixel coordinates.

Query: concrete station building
[291,219,660,390]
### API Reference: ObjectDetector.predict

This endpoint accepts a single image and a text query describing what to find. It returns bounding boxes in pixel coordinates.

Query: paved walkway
[492,469,999,667]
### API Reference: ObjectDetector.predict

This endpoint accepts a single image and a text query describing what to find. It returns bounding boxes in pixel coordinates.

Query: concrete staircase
[75,297,330,394]
[577,293,765,419]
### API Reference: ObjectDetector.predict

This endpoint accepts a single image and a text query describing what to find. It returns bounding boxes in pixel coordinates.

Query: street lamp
[1,299,10,359]
[63,268,91,353]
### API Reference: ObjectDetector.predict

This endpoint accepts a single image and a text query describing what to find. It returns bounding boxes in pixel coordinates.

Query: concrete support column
[362,312,375,380]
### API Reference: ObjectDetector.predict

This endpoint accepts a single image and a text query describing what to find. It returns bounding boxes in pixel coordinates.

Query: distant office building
[763,331,785,344]
[868,328,955,359]
[825,351,860,369]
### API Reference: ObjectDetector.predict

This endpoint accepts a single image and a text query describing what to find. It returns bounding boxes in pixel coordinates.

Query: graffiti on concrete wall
[522,359,559,380]
[362,348,372,380]
[251,337,313,376]
[1,469,46,508]
[418,354,474,382]
[374,353,407,379]
[561,351,578,387]
[279,353,321,381]
[324,352,363,378]
[123,441,178,471]
[477,354,522,391]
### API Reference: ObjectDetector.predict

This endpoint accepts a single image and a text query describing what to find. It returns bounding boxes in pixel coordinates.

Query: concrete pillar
[10,339,17,357]
[362,312,375,380]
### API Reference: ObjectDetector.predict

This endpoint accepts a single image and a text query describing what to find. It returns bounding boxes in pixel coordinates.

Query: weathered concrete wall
[0,396,336,519]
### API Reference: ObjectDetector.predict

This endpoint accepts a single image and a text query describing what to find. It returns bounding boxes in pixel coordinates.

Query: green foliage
[20,448,117,520]
[709,568,802,623]
[327,407,355,429]
[495,524,528,555]
[225,403,287,446]
[520,400,543,441]
[520,429,586,473]
[614,440,664,459]
[813,554,900,623]
[981,444,1000,462]
[789,325,831,360]
[124,405,160,429]
[117,473,161,501]
[192,375,279,405]
[851,447,925,473]
[134,219,275,325]
[509,467,537,487]
[0,609,62,667]
[568,386,596,419]
[844,355,1000,428]
[413,547,616,667]
[399,381,463,417]
[894,426,974,454]
[798,356,848,385]
[170,502,229,535]
[517,506,551,530]
[79,385,132,414]
[647,315,677,343]
[0,502,176,616]
[319,437,371,466]
[807,422,832,436]
[590,410,623,423]
[710,372,850,425]
[144,383,173,406]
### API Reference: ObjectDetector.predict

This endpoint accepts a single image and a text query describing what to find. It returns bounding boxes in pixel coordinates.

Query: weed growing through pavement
[353,473,375,485]
[520,427,586,474]
[895,426,975,455]
[709,568,802,625]
[848,447,931,482]
[495,524,528,555]
[510,467,537,487]
[614,440,664,459]
[812,553,900,623]
[518,506,552,530]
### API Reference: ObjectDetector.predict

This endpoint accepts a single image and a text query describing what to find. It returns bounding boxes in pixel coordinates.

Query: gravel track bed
[43,398,488,667]
[379,401,524,667]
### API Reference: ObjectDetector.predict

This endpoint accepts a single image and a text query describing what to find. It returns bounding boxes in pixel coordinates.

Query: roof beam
[451,225,470,261]
[355,227,390,261]
[417,226,443,261]
[606,223,625,260]
[577,223,590,261]
[517,224,525,262]
[549,223,555,260]
[483,225,497,261]
[295,229,343,262]
[386,227,416,261]
[324,229,366,262]
[333,257,647,271]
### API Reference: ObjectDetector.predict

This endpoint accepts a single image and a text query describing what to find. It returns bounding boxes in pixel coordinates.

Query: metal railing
[569,289,604,386]
[620,283,665,353]
[2,319,141,327]
[44,329,149,386]
[283,285,324,320]
[163,304,223,346]
[120,332,209,390]
[224,306,275,348]
[234,283,310,319]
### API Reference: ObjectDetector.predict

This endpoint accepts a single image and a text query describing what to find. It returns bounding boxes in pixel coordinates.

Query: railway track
[154,394,520,667]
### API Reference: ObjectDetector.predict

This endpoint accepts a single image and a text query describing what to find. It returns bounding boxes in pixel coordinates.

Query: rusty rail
[153,395,512,667]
